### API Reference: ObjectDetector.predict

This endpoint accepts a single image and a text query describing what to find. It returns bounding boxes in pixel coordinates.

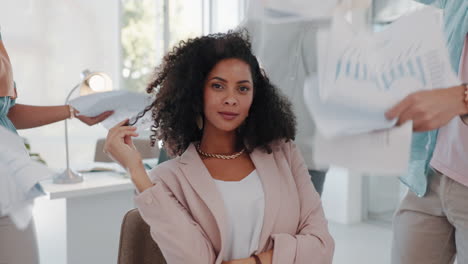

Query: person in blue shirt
[387,1,468,263]
[0,30,113,264]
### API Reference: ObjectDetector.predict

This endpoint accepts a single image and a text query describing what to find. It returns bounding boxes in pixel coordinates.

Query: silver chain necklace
[196,143,245,160]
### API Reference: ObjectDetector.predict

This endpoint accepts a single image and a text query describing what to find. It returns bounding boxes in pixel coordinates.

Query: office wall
[0,0,120,169]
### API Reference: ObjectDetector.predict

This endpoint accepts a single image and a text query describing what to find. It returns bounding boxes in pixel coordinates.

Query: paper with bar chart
[303,7,459,174]
[309,7,459,138]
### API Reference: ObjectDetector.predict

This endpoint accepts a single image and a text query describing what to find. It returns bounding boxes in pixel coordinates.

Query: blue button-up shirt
[401,0,468,197]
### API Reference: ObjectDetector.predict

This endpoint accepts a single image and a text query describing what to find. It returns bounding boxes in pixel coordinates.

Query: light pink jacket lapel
[178,144,228,258]
[178,143,282,254]
[250,146,282,252]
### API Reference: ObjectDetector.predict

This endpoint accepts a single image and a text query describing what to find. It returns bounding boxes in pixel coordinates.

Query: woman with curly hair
[104,31,334,264]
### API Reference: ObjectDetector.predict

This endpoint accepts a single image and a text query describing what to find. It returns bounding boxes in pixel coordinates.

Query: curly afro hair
[133,30,296,156]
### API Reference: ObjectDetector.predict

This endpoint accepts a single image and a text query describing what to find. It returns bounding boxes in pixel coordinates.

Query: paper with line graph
[309,7,459,138]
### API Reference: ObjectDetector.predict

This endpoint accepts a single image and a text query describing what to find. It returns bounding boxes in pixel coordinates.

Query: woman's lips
[218,112,239,120]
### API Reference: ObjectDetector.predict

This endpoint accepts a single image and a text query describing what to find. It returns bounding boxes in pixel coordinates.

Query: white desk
[34,172,136,264]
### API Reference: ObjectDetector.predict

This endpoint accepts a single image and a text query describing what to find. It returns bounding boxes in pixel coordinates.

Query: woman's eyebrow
[210,76,227,82]
[210,77,251,84]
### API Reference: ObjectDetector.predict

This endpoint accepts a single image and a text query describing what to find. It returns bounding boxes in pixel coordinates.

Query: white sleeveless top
[214,170,265,260]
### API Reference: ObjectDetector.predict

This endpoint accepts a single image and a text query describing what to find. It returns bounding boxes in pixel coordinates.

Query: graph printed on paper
[332,41,450,93]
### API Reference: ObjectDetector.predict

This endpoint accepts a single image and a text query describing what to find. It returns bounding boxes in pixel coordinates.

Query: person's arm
[104,120,218,263]
[8,104,113,129]
[385,84,468,131]
[263,141,334,264]
[103,119,152,191]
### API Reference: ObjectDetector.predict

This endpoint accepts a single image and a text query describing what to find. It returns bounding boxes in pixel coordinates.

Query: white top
[214,170,265,260]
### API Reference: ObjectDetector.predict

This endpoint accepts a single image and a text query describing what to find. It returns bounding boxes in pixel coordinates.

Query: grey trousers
[391,169,468,264]
[0,216,39,264]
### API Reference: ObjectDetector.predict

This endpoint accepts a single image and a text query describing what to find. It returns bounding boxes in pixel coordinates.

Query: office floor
[329,221,393,264]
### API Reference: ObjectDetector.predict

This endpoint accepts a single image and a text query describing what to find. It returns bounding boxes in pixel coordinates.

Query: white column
[321,167,363,224]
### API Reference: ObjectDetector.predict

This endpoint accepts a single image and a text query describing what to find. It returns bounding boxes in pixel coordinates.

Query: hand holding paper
[386,85,468,132]
[69,91,154,132]
[75,109,114,126]
[310,7,459,138]
[304,7,460,175]
[305,75,413,175]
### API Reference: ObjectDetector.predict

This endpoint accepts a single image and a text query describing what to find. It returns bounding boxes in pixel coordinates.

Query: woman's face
[203,58,254,133]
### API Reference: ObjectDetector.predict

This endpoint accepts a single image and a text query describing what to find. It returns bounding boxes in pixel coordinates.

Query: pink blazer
[135,140,334,264]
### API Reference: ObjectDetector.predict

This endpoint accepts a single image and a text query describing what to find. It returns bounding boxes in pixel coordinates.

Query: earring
[196,115,204,130]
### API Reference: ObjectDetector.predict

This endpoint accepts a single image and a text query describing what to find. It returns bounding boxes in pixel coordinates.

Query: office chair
[117,208,167,264]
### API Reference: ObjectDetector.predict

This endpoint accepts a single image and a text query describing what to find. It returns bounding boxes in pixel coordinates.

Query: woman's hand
[221,250,273,264]
[385,85,468,132]
[76,109,114,126]
[105,119,154,192]
[103,119,142,170]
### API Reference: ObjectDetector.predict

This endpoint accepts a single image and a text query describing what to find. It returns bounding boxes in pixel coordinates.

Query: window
[120,0,162,93]
[119,0,245,92]
[168,0,204,49]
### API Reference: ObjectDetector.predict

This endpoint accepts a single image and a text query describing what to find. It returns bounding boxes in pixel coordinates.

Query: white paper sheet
[69,91,154,132]
[0,126,53,228]
[313,122,413,175]
[309,7,459,138]
[246,0,340,22]
[305,74,414,174]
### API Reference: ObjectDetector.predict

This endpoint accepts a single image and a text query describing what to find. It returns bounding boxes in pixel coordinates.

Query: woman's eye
[239,86,250,92]
[212,83,223,89]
